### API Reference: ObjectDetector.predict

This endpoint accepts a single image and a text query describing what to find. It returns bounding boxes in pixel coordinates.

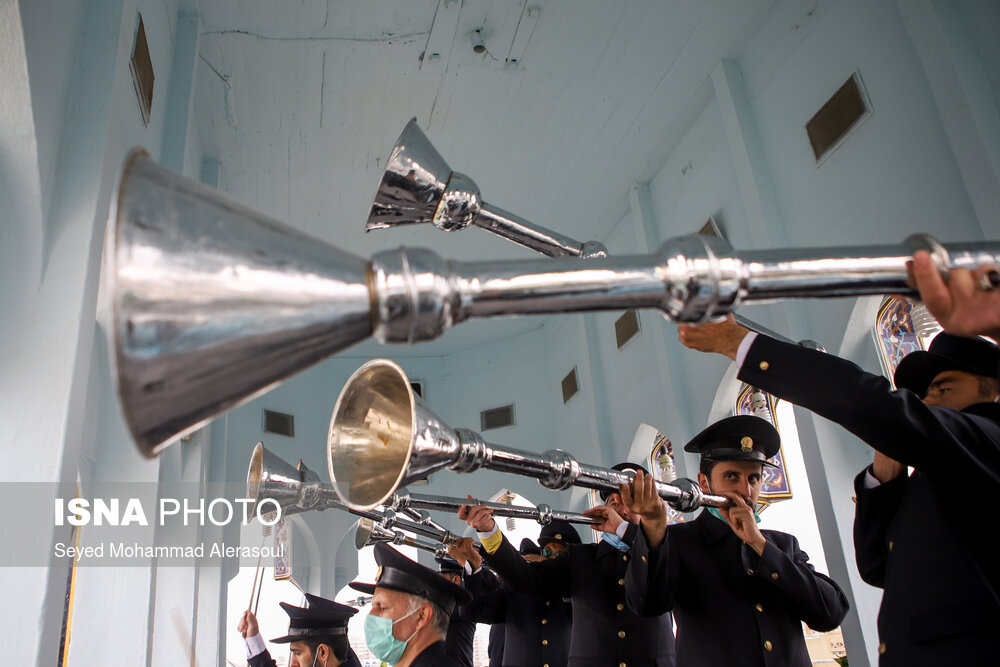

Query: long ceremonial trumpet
[246,442,461,544]
[355,517,449,558]
[366,118,608,259]
[110,149,1000,456]
[366,119,823,349]
[388,491,600,526]
[327,358,727,512]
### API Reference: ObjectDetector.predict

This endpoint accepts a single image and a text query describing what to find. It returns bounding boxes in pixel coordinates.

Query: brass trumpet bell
[328,359,462,511]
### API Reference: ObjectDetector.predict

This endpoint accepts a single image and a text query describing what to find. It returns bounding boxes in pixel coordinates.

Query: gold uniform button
[763,640,773,652]
[542,639,548,646]
[888,541,894,551]
[879,642,887,655]
[759,361,770,370]
[616,603,624,611]
[541,619,548,624]
[545,600,551,606]
[622,554,628,561]
[771,572,779,580]
[620,663,627,667]
[746,568,755,576]
[618,578,625,585]
[641,555,647,563]
[755,603,764,613]
[618,630,626,639]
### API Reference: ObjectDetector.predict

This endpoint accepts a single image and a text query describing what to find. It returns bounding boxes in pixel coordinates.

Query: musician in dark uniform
[623,415,849,666]
[436,556,475,667]
[237,593,362,667]
[460,463,676,667]
[678,316,1000,665]
[460,525,575,667]
[349,542,472,667]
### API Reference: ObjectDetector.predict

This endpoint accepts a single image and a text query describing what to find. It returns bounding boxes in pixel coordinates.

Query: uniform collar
[963,401,1000,421]
[696,509,733,545]
[410,640,449,667]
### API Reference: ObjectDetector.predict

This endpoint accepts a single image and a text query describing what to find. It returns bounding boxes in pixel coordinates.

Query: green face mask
[704,483,761,525]
[363,606,419,665]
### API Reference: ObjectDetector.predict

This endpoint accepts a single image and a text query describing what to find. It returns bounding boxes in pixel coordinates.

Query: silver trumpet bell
[246,442,342,517]
[355,517,449,559]
[246,442,461,544]
[112,150,371,457]
[366,118,608,259]
[327,358,726,512]
[110,149,1000,457]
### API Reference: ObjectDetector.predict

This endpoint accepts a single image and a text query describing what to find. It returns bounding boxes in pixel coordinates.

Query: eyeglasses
[540,548,560,558]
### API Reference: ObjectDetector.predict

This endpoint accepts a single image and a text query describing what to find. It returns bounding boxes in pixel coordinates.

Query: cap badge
[740,436,753,452]
[375,566,383,583]
[555,533,562,539]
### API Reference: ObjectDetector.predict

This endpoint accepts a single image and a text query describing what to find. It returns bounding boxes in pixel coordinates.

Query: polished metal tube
[369,234,1000,344]
[390,492,601,526]
[475,205,608,258]
[355,517,450,558]
[395,506,452,535]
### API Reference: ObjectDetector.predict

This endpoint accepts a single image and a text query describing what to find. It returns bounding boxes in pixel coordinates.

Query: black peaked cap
[893,332,1000,398]
[348,543,472,616]
[269,593,357,644]
[683,415,780,468]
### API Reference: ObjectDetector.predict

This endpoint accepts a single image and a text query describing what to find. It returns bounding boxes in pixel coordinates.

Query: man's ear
[418,602,433,630]
[316,643,329,664]
[697,472,710,493]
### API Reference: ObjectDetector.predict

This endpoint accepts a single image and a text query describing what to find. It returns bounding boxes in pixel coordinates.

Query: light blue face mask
[364,605,420,665]
[602,531,630,551]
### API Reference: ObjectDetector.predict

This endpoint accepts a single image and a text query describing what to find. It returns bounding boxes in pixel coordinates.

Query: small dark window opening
[410,381,424,399]
[806,73,870,161]
[481,404,515,431]
[263,409,295,437]
[615,309,641,349]
[129,15,155,126]
[561,367,580,404]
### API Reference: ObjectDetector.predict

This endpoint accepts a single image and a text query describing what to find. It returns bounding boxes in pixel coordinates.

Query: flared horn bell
[246,442,309,517]
[355,517,387,550]
[111,149,373,457]
[366,117,479,233]
[366,119,606,257]
[328,359,463,511]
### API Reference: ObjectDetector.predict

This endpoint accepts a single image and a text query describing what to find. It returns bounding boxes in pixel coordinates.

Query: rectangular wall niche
[806,73,871,162]
[129,14,155,126]
[481,404,515,431]
[561,367,580,404]
[263,409,295,437]
[615,309,641,349]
